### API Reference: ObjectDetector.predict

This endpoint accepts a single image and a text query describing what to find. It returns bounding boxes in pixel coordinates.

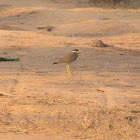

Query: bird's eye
[77,51,79,54]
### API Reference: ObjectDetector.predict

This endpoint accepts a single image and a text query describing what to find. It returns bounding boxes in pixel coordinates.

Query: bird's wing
[58,53,78,63]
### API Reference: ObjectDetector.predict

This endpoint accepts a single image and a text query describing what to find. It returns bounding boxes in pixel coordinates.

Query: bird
[53,49,80,76]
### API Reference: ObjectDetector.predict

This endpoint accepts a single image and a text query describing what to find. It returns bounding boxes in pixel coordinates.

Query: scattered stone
[0,93,4,96]
[120,53,124,55]
[131,110,140,114]
[16,14,20,17]
[46,25,54,31]
[29,11,36,14]
[101,18,110,20]
[99,17,110,20]
[3,52,8,54]
[109,124,114,130]
[37,27,45,29]
[37,25,54,31]
[96,89,104,92]
[0,92,11,97]
[92,40,113,48]
[130,101,137,104]
[125,116,136,121]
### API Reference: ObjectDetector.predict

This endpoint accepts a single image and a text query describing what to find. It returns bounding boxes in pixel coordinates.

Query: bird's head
[72,49,80,54]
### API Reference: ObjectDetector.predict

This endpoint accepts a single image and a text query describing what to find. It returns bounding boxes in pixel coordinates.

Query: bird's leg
[67,64,71,76]
[66,65,71,76]
[66,65,69,75]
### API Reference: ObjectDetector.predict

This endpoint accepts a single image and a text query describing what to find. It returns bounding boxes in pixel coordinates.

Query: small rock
[124,116,136,121]
[0,92,11,97]
[46,25,54,31]
[92,40,113,48]
[131,110,140,114]
[0,93,4,96]
[37,25,54,31]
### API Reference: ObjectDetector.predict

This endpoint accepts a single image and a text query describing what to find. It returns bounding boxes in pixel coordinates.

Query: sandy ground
[0,0,140,139]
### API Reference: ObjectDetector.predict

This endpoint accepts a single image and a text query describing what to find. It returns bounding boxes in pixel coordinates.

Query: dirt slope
[0,0,140,140]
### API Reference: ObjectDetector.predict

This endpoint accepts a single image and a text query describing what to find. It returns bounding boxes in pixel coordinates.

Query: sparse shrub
[89,0,140,9]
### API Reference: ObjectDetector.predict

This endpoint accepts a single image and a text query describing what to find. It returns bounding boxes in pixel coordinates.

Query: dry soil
[0,0,140,140]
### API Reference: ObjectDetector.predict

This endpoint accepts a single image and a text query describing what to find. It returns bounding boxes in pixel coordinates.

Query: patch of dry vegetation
[89,0,140,9]
[15,95,81,106]
[0,95,140,139]
[0,3,11,11]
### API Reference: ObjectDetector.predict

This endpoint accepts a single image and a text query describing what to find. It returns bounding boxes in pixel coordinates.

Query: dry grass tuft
[0,101,139,138]
[89,0,140,9]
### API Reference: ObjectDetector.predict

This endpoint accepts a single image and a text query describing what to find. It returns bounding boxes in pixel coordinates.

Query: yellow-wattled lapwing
[53,49,80,76]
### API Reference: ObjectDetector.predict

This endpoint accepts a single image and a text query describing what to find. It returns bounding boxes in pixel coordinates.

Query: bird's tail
[53,62,58,64]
